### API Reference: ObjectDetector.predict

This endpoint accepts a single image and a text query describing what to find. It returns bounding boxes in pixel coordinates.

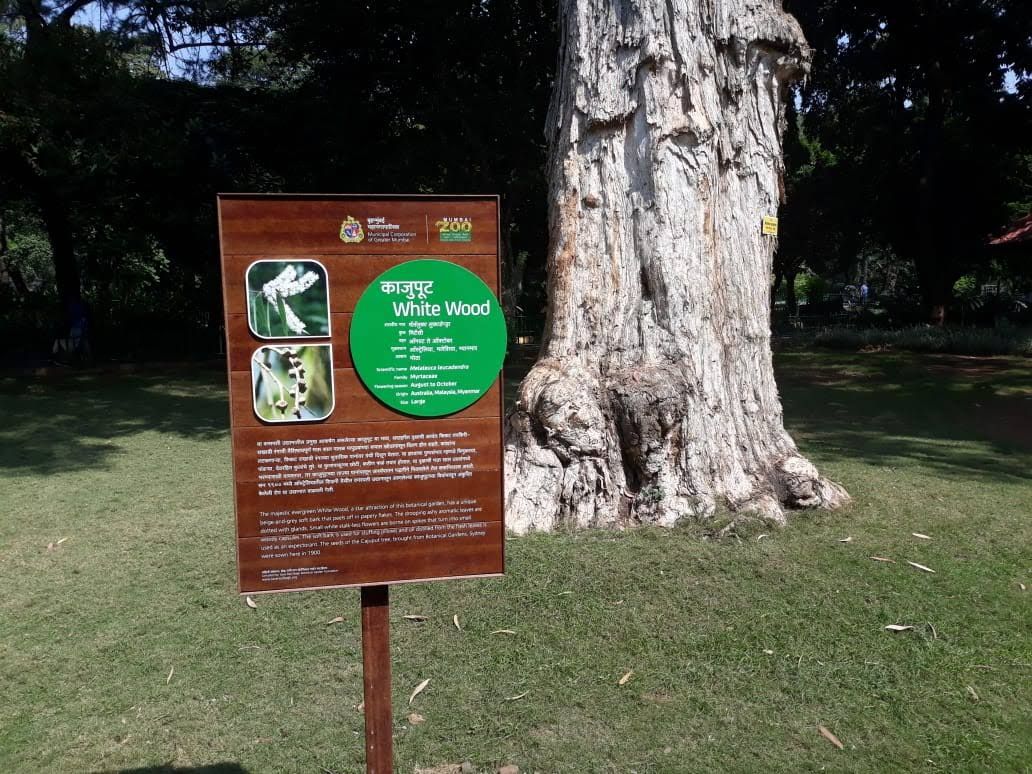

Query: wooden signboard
[217,194,505,595]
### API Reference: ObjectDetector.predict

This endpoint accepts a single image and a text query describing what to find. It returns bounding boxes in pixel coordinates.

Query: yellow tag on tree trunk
[762,216,779,236]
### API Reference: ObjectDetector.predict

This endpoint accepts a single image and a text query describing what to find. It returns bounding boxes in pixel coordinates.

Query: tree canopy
[784,0,1032,320]
[1,0,1030,358]
[0,0,556,357]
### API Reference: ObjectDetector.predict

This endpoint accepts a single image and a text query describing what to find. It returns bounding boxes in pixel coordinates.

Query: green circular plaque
[350,259,507,416]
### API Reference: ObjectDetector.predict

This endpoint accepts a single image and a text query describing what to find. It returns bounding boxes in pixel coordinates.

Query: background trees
[1,1,1030,358]
[1,1,279,355]
[784,0,1032,323]
[0,0,556,357]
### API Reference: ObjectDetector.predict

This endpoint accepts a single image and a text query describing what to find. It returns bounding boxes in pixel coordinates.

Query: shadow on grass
[95,765,250,774]
[778,352,1032,483]
[4,353,1028,483]
[0,369,230,476]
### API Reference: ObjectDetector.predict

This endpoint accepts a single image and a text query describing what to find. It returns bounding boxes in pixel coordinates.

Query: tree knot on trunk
[776,455,851,510]
[517,360,607,463]
[606,364,691,518]
[607,364,689,450]
[735,9,813,82]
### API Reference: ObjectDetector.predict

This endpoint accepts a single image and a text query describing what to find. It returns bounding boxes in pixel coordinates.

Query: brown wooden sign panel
[218,194,505,594]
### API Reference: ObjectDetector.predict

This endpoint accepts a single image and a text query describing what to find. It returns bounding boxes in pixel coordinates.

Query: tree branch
[15,0,46,32]
[166,39,265,53]
[55,0,98,26]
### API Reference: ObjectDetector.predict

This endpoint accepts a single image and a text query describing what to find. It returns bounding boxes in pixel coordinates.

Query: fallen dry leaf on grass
[885,624,915,633]
[504,691,528,701]
[907,561,936,573]
[838,537,853,543]
[618,670,634,685]
[46,542,54,551]
[409,678,431,705]
[870,556,895,563]
[404,614,428,622]
[413,765,462,774]
[557,591,573,596]
[966,686,979,702]
[56,537,68,545]
[1018,583,1026,591]
[491,629,516,635]
[245,596,258,609]
[763,649,774,655]
[912,533,932,540]
[407,712,426,725]
[757,534,769,541]
[355,701,364,712]
[326,616,345,625]
[818,725,845,750]
[453,614,461,630]
[166,666,174,685]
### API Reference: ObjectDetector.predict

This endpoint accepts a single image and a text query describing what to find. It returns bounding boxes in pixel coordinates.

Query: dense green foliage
[783,0,1032,321]
[0,1,555,358]
[1,2,1030,357]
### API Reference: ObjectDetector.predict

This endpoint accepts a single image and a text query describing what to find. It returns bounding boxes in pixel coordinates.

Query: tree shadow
[95,765,250,774]
[777,352,1032,483]
[4,353,1028,484]
[0,369,230,476]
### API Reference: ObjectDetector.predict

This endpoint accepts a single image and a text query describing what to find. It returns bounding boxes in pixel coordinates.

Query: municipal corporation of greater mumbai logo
[339,216,364,243]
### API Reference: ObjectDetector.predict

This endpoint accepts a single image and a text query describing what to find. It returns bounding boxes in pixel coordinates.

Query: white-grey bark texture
[505,0,849,532]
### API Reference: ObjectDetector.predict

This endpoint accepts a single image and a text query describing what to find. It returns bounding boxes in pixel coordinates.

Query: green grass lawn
[1,353,1030,774]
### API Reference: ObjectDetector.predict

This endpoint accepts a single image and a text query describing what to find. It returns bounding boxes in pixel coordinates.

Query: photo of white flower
[246,260,330,338]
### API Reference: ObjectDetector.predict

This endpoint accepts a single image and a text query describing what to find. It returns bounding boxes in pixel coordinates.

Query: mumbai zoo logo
[339,215,364,244]
[435,216,473,242]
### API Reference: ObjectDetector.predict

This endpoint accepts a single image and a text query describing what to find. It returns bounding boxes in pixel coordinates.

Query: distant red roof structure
[990,212,1032,246]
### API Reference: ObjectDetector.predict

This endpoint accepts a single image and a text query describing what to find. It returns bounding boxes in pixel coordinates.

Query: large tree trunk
[785,267,798,316]
[37,189,82,317]
[916,46,948,327]
[17,5,85,323]
[505,0,848,532]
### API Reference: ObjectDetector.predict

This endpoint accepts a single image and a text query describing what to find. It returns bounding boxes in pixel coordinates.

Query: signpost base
[361,585,393,774]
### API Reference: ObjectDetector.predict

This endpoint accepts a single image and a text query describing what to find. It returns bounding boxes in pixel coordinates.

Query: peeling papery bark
[504,0,849,533]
